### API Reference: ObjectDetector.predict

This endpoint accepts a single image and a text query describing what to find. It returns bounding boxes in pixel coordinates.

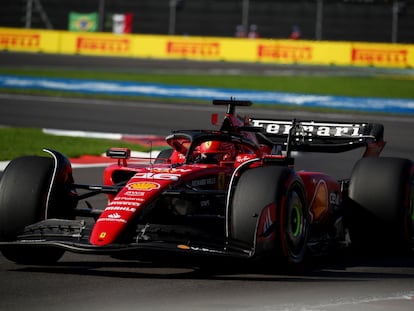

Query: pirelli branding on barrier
[257,44,313,62]
[0,33,40,50]
[166,41,220,58]
[0,29,59,53]
[351,47,408,67]
[1,27,413,68]
[76,36,131,54]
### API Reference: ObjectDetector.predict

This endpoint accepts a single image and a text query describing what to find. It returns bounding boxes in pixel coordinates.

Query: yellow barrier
[0,27,60,53]
[60,32,135,57]
[350,42,413,68]
[1,27,413,69]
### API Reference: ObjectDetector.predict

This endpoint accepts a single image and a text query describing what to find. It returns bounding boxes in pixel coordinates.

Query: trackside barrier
[1,27,413,69]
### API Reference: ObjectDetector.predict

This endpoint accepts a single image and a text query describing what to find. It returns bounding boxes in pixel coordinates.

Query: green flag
[68,12,98,32]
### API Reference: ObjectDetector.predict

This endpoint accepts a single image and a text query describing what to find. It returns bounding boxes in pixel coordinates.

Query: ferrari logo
[99,232,106,240]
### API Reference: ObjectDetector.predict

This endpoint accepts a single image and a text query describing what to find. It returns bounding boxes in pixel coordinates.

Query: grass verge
[0,68,413,99]
[0,127,151,161]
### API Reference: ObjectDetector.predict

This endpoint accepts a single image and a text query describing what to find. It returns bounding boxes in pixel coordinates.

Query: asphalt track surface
[3,52,412,76]
[1,53,414,310]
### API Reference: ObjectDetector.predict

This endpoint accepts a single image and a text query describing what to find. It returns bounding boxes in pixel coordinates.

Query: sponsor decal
[329,191,341,212]
[236,154,257,163]
[251,119,364,137]
[191,178,216,187]
[133,172,180,180]
[257,203,277,240]
[99,232,106,239]
[166,41,220,57]
[76,37,131,53]
[127,182,160,191]
[200,200,210,207]
[258,44,312,62]
[97,218,127,223]
[262,207,273,237]
[109,201,141,207]
[0,33,40,49]
[352,48,408,67]
[113,196,144,202]
[108,212,121,219]
[145,167,192,173]
[105,206,138,213]
[124,191,146,197]
[329,192,340,206]
[309,180,328,222]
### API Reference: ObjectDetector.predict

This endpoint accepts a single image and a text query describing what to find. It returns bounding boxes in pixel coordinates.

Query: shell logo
[127,181,160,191]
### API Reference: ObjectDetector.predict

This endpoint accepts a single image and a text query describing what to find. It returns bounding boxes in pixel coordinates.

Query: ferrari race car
[0,99,413,267]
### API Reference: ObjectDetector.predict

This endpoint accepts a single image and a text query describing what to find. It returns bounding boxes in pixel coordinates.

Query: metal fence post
[98,0,105,32]
[391,0,399,43]
[25,0,33,28]
[242,0,249,36]
[315,0,323,40]
[169,0,176,35]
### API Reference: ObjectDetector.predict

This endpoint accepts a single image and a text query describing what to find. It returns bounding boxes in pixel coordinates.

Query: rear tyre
[0,156,65,264]
[347,157,414,251]
[230,166,309,265]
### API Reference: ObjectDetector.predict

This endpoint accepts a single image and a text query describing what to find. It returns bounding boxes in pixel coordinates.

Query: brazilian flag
[68,12,98,32]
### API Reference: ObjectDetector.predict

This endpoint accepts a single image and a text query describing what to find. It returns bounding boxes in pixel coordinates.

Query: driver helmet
[198,141,235,163]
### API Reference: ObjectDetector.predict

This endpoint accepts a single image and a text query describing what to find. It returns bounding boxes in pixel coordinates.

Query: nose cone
[90,217,127,246]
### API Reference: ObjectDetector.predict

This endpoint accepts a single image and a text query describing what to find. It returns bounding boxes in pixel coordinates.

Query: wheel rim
[285,189,307,260]
[291,203,301,238]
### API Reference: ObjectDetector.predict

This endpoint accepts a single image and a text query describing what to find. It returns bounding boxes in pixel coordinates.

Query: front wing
[0,219,253,260]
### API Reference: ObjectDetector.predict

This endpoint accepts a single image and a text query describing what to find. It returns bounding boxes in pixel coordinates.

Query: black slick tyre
[230,166,309,265]
[347,157,414,251]
[0,156,65,264]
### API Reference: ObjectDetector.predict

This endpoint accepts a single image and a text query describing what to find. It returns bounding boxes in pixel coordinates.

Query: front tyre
[0,156,66,264]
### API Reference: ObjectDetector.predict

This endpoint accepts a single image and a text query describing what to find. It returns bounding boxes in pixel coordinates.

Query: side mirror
[211,113,219,125]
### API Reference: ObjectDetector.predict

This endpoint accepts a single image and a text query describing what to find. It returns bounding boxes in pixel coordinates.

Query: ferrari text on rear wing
[250,118,385,155]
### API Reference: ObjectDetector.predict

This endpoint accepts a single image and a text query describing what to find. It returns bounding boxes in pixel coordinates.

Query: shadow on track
[8,251,414,282]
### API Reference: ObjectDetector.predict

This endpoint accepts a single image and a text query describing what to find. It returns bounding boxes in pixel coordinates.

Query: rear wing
[250,118,385,155]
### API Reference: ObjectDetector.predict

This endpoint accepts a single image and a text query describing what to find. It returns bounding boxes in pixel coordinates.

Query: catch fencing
[1,0,414,43]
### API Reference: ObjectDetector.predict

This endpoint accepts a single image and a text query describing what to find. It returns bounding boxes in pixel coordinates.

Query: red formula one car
[0,99,413,267]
